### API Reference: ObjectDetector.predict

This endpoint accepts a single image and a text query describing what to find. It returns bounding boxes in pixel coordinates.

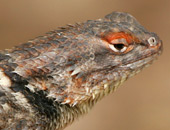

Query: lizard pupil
[114,44,125,50]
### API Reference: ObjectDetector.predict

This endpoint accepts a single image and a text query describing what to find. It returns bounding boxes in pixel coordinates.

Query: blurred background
[0,0,169,130]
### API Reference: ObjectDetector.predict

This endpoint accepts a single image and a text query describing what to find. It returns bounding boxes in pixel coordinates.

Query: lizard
[0,12,162,130]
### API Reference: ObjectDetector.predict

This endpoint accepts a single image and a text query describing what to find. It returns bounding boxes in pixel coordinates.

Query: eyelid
[111,38,128,45]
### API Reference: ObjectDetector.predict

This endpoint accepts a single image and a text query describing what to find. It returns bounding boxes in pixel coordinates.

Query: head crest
[105,12,139,25]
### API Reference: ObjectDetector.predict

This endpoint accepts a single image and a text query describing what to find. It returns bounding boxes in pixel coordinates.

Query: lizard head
[86,12,162,100]
[61,12,163,106]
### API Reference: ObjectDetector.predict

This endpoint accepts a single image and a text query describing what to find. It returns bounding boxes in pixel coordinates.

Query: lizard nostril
[148,37,157,46]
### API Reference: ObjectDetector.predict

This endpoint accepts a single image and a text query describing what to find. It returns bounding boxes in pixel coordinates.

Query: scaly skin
[0,12,162,130]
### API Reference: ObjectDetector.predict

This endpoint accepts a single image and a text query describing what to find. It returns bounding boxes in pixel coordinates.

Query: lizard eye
[102,32,135,54]
[108,43,127,53]
[108,38,129,53]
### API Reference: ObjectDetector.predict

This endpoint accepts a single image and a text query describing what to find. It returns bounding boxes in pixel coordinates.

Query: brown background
[0,0,169,130]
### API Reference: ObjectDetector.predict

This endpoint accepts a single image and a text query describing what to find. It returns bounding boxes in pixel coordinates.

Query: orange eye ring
[102,32,137,54]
